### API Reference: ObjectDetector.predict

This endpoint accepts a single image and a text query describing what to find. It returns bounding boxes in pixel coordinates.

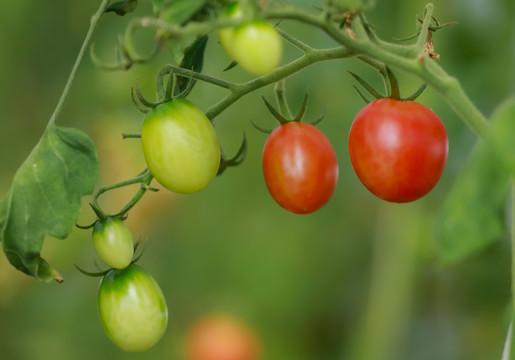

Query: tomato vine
[1,0,514,357]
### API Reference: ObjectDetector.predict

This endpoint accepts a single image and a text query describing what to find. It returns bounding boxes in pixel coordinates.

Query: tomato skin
[93,217,133,269]
[97,265,168,352]
[141,99,220,194]
[348,98,448,203]
[186,314,259,360]
[220,20,282,76]
[262,122,339,214]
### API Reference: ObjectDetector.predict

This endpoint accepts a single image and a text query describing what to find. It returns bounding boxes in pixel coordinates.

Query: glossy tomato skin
[262,122,339,214]
[348,98,448,203]
[186,314,259,360]
[141,99,220,194]
[98,265,168,352]
[93,217,133,269]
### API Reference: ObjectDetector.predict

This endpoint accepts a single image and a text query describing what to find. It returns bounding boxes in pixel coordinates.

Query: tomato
[141,99,220,194]
[186,314,260,360]
[348,98,448,203]
[220,20,282,76]
[262,122,339,214]
[97,264,168,352]
[93,217,134,269]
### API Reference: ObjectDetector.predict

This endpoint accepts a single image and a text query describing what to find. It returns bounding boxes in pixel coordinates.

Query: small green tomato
[93,217,134,269]
[230,21,282,75]
[141,99,220,194]
[98,265,168,352]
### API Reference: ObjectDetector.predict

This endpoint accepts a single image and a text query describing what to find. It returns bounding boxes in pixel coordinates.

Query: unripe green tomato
[98,265,168,352]
[141,99,220,194]
[230,21,282,75]
[93,217,134,269]
[219,2,243,60]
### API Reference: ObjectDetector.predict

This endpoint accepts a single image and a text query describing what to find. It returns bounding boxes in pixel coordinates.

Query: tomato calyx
[75,241,144,277]
[349,66,427,104]
[252,86,325,134]
[217,133,247,175]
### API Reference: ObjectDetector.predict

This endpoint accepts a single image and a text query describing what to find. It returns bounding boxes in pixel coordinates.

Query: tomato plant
[348,98,448,203]
[141,99,220,194]
[97,264,168,352]
[92,217,134,269]
[262,122,339,214]
[186,314,260,360]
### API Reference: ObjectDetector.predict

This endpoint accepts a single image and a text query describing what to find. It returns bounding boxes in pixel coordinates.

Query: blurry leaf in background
[160,0,207,25]
[436,96,515,264]
[0,125,98,282]
[105,0,138,16]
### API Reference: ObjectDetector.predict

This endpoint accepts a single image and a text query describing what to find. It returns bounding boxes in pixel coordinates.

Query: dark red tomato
[348,98,448,203]
[262,122,339,214]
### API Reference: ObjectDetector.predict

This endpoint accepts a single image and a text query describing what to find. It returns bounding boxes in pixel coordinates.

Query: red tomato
[348,98,448,203]
[186,314,260,360]
[262,122,339,214]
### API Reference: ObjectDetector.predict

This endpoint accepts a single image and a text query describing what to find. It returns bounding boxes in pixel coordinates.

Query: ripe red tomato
[348,98,448,203]
[262,122,339,214]
[186,314,259,360]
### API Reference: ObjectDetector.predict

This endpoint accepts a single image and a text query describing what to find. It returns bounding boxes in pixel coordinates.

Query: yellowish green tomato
[141,99,220,194]
[93,217,134,269]
[230,21,282,75]
[219,2,243,60]
[98,265,168,352]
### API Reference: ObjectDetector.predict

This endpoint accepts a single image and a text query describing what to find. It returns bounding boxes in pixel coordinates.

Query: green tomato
[230,21,282,75]
[141,99,220,194]
[98,264,168,352]
[219,2,244,60]
[93,217,134,269]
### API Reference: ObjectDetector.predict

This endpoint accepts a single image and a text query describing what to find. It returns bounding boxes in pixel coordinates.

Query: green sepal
[217,133,247,176]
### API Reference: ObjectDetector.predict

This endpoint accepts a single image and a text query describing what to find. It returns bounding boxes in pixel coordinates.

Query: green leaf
[105,0,138,16]
[160,0,207,25]
[0,125,98,282]
[175,35,209,97]
[436,96,515,264]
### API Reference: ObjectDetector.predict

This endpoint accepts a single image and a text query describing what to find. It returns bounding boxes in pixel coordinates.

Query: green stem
[206,46,353,120]
[47,0,110,127]
[92,168,153,218]
[274,80,293,119]
[265,5,490,138]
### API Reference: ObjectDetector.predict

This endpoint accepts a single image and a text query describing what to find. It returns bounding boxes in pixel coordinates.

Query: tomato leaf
[175,35,208,98]
[160,0,207,25]
[0,125,98,282]
[436,97,515,264]
[105,0,138,16]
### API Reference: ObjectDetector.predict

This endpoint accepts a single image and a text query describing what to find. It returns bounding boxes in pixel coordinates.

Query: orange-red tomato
[186,315,260,360]
[348,98,448,202]
[262,122,339,214]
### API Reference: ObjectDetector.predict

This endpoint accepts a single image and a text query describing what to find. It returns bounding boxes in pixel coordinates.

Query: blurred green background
[0,0,514,359]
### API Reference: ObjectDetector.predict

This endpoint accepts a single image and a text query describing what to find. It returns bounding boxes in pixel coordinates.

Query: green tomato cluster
[92,219,168,352]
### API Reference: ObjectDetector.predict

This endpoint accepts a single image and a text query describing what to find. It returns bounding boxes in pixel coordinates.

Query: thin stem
[48,0,111,127]
[265,6,490,138]
[92,168,153,217]
[206,46,353,120]
[163,64,236,90]
[274,80,293,119]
